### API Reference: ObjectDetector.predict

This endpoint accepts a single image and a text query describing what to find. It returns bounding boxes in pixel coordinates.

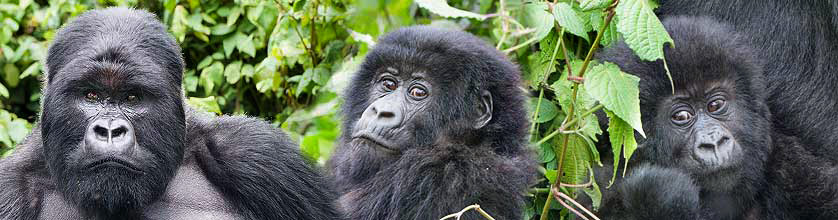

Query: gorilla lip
[84,158,143,174]
[351,133,398,152]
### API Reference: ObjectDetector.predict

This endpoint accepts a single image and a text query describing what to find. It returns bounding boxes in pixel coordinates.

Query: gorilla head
[40,8,185,215]
[331,26,534,219]
[338,25,528,175]
[597,16,773,218]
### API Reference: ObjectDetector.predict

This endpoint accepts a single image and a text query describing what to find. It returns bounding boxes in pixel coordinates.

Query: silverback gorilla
[590,16,773,220]
[329,26,537,220]
[0,8,340,219]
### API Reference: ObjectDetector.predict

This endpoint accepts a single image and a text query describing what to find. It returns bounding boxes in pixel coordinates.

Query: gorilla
[657,0,838,163]
[655,1,838,218]
[328,26,538,220]
[0,8,340,219]
[587,16,787,220]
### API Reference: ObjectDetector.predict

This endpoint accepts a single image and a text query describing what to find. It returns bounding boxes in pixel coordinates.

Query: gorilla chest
[38,161,241,219]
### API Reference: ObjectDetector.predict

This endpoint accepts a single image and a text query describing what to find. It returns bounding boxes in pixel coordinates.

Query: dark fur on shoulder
[330,26,537,220]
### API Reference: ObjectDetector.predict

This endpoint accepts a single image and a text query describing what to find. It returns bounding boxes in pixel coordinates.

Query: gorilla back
[0,8,339,219]
[329,26,537,220]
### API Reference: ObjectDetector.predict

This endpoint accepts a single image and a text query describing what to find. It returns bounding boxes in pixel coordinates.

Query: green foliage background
[0,0,670,219]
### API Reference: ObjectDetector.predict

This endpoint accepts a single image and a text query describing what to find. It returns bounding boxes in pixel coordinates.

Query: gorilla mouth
[352,133,399,153]
[84,158,144,174]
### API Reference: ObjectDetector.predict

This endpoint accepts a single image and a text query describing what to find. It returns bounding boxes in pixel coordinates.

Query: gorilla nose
[693,127,735,166]
[85,117,135,154]
[366,101,403,128]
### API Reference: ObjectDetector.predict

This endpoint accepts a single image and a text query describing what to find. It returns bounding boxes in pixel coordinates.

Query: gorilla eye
[409,86,428,98]
[382,79,398,91]
[708,99,726,113]
[671,110,694,124]
[126,94,139,103]
[85,91,98,102]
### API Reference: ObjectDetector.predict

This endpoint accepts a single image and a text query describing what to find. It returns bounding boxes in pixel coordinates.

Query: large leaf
[522,2,555,42]
[187,96,222,115]
[415,0,486,20]
[529,97,559,123]
[584,62,644,137]
[225,60,243,84]
[553,2,590,41]
[579,0,612,11]
[615,0,673,61]
[606,110,638,185]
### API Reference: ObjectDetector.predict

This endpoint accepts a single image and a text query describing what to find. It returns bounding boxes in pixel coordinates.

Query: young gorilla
[589,16,781,220]
[328,26,537,220]
[0,8,340,219]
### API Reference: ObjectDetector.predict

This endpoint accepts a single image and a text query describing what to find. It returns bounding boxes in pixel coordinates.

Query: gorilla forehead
[46,7,184,86]
[360,26,519,89]
[599,16,766,104]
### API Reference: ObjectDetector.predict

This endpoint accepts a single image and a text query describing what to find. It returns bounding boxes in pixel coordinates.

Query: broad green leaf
[19,62,40,79]
[238,34,256,57]
[184,73,198,92]
[211,24,234,35]
[529,97,559,123]
[3,63,19,88]
[590,11,619,47]
[0,81,7,98]
[560,134,592,185]
[197,56,213,70]
[0,123,10,147]
[171,6,188,42]
[552,60,596,111]
[537,141,556,163]
[553,3,590,41]
[584,62,644,137]
[187,96,222,115]
[579,0,612,11]
[7,119,28,143]
[241,64,255,78]
[224,61,243,84]
[227,7,241,26]
[582,166,602,209]
[414,0,486,20]
[606,110,638,185]
[201,62,224,94]
[615,0,673,61]
[522,2,555,42]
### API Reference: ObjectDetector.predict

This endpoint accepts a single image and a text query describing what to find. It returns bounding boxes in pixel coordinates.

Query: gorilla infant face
[654,80,743,173]
[40,8,185,214]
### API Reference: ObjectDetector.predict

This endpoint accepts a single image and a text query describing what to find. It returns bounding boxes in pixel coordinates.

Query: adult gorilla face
[40,9,185,214]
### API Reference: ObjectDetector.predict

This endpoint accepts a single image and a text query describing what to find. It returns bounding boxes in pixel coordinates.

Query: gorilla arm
[0,128,48,219]
[338,144,534,220]
[188,109,341,220]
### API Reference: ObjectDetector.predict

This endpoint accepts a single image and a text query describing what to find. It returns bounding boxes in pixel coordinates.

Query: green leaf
[537,142,556,163]
[582,166,602,209]
[553,2,590,41]
[241,64,255,79]
[7,119,28,143]
[552,60,597,111]
[560,134,593,185]
[584,62,644,137]
[201,62,224,94]
[414,0,486,20]
[606,110,638,185]
[227,7,242,26]
[590,11,619,47]
[237,34,256,57]
[171,6,188,42]
[580,0,612,11]
[197,56,213,70]
[529,97,559,123]
[184,72,198,92]
[3,63,19,88]
[19,62,40,79]
[211,24,234,35]
[0,81,7,98]
[224,61,243,84]
[615,0,674,61]
[522,2,555,42]
[187,96,222,115]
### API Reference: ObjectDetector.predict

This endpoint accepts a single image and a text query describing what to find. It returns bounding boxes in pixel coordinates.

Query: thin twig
[439,204,496,220]
[552,187,601,220]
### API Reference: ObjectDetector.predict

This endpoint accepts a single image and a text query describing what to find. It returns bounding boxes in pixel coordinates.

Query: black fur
[590,16,774,220]
[656,1,838,218]
[0,8,340,220]
[329,26,537,220]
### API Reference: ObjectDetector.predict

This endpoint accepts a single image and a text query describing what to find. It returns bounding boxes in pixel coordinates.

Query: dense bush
[0,0,670,219]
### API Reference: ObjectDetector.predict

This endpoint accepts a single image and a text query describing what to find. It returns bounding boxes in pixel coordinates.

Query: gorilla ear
[473,90,493,129]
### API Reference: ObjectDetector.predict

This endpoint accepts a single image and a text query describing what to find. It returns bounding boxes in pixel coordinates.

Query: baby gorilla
[329,26,537,220]
[591,16,776,219]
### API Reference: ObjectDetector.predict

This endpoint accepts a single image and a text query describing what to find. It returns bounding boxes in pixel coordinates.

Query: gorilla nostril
[718,136,731,147]
[112,127,128,138]
[698,143,716,151]
[93,126,109,140]
[378,111,395,118]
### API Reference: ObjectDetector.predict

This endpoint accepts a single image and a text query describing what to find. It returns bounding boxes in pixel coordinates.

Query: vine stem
[439,204,496,220]
[539,3,617,220]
